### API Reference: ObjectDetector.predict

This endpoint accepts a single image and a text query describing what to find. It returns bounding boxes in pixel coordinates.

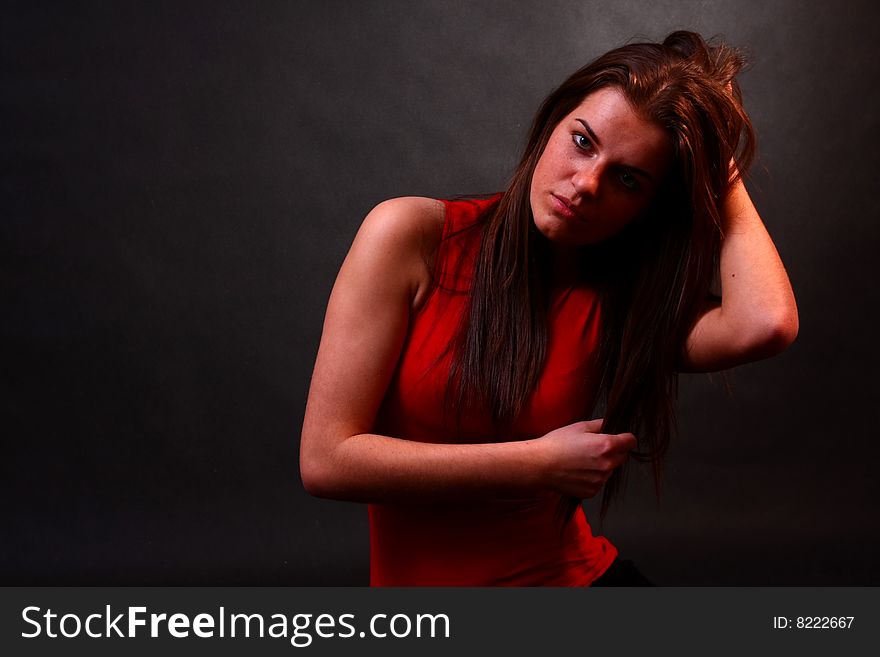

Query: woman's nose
[571,162,601,197]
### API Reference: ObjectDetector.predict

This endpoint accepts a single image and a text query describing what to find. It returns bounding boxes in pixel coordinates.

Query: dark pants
[590,558,655,586]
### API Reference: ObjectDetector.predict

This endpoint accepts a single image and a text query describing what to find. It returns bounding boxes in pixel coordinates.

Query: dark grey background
[3,0,878,585]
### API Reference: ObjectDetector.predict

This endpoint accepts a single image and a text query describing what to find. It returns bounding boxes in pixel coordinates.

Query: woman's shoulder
[361,196,447,269]
[357,196,447,313]
[363,194,501,244]
[365,196,446,246]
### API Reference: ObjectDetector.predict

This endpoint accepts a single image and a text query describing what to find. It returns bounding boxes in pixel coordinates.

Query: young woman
[299,31,798,586]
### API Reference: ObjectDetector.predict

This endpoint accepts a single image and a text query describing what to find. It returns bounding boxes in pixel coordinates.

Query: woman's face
[529,86,673,247]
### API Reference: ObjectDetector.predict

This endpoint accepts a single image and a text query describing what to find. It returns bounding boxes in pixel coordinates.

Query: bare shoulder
[359,196,446,312]
[354,196,445,312]
[361,196,445,251]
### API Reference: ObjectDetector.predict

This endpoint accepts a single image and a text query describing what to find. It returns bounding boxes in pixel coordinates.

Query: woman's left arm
[679,176,799,372]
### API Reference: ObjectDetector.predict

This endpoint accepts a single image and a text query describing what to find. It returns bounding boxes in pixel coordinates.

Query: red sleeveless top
[369,194,617,586]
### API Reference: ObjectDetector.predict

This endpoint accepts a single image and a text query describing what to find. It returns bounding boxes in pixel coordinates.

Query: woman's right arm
[299,197,635,503]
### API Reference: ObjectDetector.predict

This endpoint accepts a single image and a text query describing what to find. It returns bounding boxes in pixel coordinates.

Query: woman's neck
[547,243,587,287]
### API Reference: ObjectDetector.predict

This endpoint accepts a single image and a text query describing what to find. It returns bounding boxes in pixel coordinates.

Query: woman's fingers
[614,432,638,454]
[539,421,639,498]
[580,417,604,433]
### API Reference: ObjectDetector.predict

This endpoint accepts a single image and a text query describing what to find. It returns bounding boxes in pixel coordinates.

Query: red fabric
[369,194,617,586]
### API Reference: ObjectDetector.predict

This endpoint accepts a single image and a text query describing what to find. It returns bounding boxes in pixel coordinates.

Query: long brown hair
[444,31,756,524]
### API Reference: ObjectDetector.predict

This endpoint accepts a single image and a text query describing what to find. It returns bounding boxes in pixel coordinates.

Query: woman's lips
[550,194,584,221]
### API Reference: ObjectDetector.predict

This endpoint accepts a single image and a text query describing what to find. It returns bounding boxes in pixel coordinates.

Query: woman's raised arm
[679,176,799,372]
[299,197,635,503]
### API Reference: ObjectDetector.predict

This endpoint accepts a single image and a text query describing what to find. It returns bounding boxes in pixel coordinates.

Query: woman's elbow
[299,441,337,499]
[299,458,324,498]
[752,306,799,357]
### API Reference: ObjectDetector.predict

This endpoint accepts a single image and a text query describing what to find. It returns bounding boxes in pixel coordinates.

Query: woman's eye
[572,133,593,151]
[619,171,639,191]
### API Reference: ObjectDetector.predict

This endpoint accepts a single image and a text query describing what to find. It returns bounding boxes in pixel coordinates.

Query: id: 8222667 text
[773,616,854,629]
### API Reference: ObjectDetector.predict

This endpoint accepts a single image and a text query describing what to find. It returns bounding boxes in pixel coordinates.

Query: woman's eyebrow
[576,118,655,181]
[625,165,654,181]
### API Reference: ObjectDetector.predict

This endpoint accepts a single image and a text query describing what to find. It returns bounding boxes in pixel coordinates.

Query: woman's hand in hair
[537,419,637,498]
